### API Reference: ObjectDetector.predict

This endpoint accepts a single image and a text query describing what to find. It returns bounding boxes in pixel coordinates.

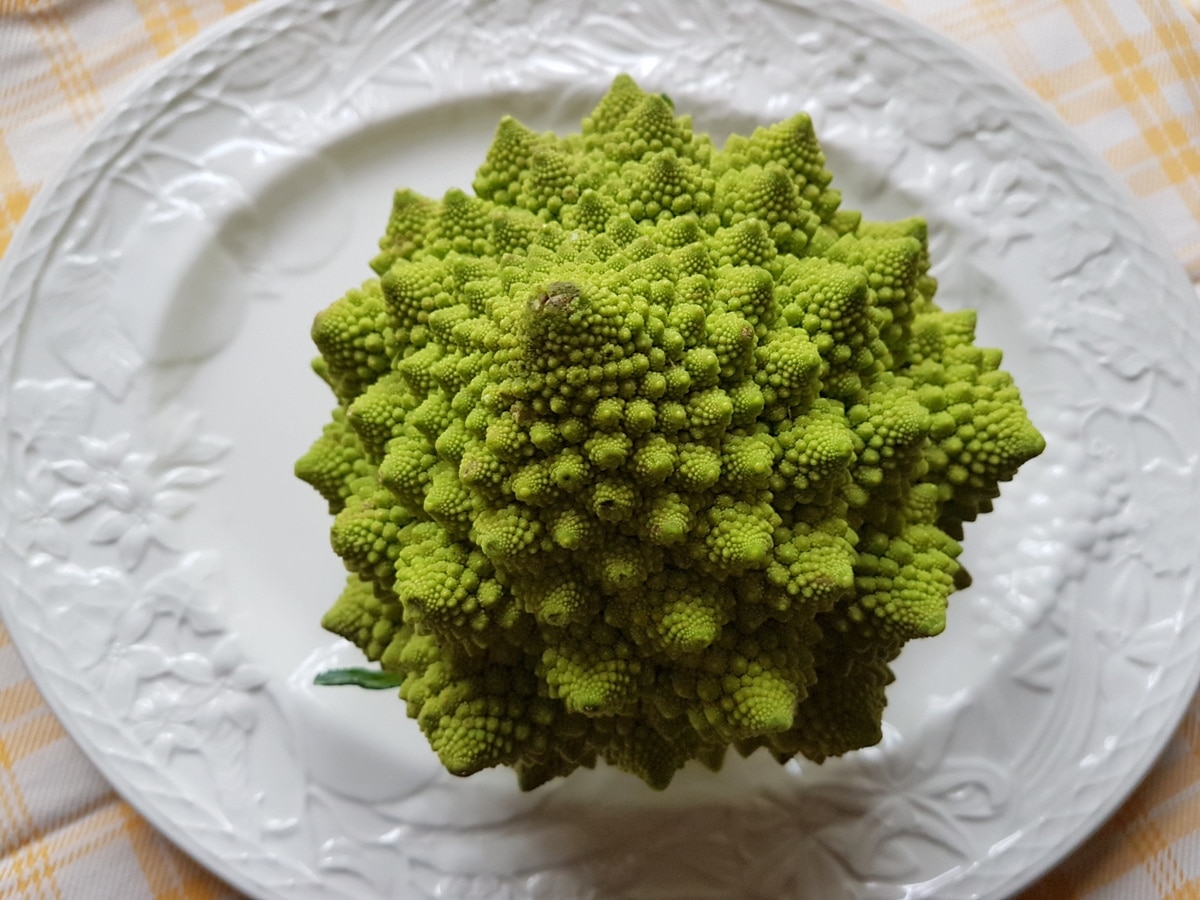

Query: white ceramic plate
[2,1,1198,897]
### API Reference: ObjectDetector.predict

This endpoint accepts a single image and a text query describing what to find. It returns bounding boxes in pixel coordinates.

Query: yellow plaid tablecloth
[1,1,1199,898]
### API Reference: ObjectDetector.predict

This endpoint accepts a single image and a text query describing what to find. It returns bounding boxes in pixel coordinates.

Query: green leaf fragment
[314,668,405,689]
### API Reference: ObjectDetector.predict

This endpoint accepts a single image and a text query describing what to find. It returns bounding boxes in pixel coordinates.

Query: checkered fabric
[889,0,1200,280]
[0,1,1198,898]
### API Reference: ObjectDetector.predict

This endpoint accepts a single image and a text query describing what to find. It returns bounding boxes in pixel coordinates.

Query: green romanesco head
[297,74,1045,791]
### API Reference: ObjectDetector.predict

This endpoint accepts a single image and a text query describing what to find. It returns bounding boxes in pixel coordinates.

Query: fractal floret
[297,75,1045,790]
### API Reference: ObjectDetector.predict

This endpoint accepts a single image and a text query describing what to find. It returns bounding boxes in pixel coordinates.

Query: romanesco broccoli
[297,75,1045,790]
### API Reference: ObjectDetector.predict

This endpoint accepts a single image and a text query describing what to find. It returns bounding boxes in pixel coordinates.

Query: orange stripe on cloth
[0,840,60,900]
[1106,115,1200,168]
[1021,703,1200,899]
[1149,7,1200,86]
[1123,140,1200,196]
[920,0,1061,45]
[0,684,53,728]
[1015,9,1198,123]
[1067,5,1200,159]
[0,801,136,900]
[937,0,1054,79]
[1019,30,1188,122]
[19,2,104,130]
[0,719,72,863]
[131,0,200,58]
[1046,1,1200,283]
[0,700,68,771]
[116,803,231,899]
[1018,791,1178,899]
[0,800,125,900]
[0,176,30,260]
[0,743,39,858]
[0,775,33,862]
[1046,23,1199,120]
